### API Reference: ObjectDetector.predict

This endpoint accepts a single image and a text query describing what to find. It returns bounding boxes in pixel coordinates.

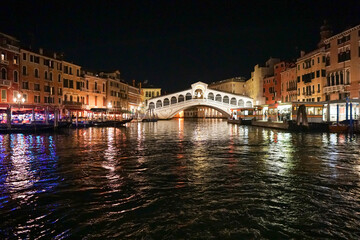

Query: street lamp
[13,93,25,109]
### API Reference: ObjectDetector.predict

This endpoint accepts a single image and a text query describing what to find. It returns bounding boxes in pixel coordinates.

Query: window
[0,52,5,61]
[321,69,326,77]
[34,83,40,91]
[22,82,29,89]
[77,69,80,76]
[317,84,320,92]
[34,69,39,78]
[44,85,50,92]
[69,67,72,75]
[34,56,40,64]
[64,66,68,74]
[1,68,6,79]
[44,71,48,79]
[30,55,34,62]
[317,57,320,63]
[1,89,6,102]
[22,53,26,60]
[58,98,61,104]
[58,88,62,96]
[13,55,18,64]
[13,70,18,82]
[316,70,320,78]
[63,79,69,88]
[76,81,81,90]
[69,80,74,88]
[49,72,53,81]
[58,74,61,82]
[34,95,40,103]
[22,66,27,75]
[317,97,321,102]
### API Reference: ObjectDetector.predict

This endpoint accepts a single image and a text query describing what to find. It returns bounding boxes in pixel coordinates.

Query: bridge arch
[238,99,244,107]
[208,92,214,100]
[230,97,236,105]
[171,96,177,104]
[246,101,252,107]
[149,102,155,109]
[167,103,231,119]
[185,92,192,100]
[156,100,162,108]
[164,98,170,106]
[215,94,221,102]
[223,96,229,104]
[178,94,184,102]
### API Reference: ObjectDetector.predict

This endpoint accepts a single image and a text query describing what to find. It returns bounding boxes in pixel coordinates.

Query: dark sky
[1,0,360,93]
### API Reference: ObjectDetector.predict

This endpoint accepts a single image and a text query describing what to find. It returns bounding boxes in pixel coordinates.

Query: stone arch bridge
[146,82,253,119]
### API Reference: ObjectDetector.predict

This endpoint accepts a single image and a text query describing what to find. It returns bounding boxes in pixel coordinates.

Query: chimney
[132,79,135,87]
[300,51,305,57]
[53,52,57,59]
[39,48,43,55]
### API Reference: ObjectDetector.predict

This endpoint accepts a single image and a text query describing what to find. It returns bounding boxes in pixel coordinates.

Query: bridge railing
[149,98,241,110]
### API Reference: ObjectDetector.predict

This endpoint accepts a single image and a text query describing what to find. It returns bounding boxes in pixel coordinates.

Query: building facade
[20,48,64,110]
[296,49,326,102]
[280,66,297,102]
[128,81,142,115]
[246,58,280,105]
[83,71,107,109]
[208,77,247,95]
[0,33,20,106]
[323,24,360,101]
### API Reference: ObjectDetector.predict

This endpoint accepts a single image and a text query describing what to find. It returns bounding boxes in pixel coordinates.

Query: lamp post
[13,93,25,110]
[13,93,25,124]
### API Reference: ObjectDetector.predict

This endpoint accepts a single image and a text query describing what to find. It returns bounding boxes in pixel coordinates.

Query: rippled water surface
[1,119,360,239]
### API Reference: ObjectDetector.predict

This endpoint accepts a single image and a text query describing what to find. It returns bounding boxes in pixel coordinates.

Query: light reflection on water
[0,119,360,239]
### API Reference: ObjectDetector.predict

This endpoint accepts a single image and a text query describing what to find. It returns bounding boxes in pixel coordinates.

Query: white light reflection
[5,135,35,202]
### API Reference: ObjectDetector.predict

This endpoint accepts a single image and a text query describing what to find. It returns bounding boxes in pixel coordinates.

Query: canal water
[1,119,360,239]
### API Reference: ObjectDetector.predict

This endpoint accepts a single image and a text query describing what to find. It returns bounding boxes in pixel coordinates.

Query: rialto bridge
[145,81,254,119]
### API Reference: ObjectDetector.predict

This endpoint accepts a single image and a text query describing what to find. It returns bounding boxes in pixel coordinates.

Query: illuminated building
[280,66,297,102]
[0,32,20,106]
[82,70,107,109]
[208,77,247,95]
[246,58,280,105]
[100,70,128,112]
[128,80,142,116]
[20,48,64,110]
[323,24,360,100]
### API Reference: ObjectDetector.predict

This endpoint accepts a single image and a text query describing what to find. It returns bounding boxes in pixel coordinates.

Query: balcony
[324,85,345,94]
[0,79,11,86]
[0,59,9,65]
[286,87,297,92]
[63,101,82,106]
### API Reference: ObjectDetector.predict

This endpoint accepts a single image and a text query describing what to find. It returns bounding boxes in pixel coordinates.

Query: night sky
[1,0,360,93]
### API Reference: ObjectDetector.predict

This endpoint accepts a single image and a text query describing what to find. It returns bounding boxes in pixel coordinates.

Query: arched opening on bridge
[215,94,221,102]
[223,96,229,104]
[230,97,236,105]
[185,92,192,100]
[149,102,155,109]
[238,99,244,107]
[208,92,214,100]
[171,96,177,104]
[170,104,230,119]
[246,101,252,107]
[178,94,184,102]
[194,89,204,99]
[164,98,170,106]
[156,100,162,108]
